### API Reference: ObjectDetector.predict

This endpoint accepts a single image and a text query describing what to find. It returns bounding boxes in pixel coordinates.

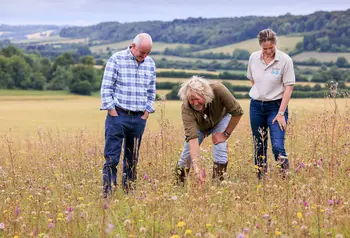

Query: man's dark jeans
[249,99,289,172]
[102,110,146,195]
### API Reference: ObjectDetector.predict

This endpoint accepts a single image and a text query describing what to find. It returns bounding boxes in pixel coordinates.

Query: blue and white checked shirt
[100,47,156,113]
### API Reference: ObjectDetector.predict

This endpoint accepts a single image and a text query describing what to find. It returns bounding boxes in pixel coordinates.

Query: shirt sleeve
[181,105,199,142]
[145,65,156,113]
[283,57,296,86]
[100,56,118,110]
[247,54,253,81]
[218,84,244,116]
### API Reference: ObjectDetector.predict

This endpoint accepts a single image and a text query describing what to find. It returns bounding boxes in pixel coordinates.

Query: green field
[196,36,303,54]
[157,68,220,75]
[152,55,231,63]
[12,36,88,45]
[90,41,195,54]
[292,51,350,62]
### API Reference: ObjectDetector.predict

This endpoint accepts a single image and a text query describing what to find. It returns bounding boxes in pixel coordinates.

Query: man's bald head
[131,33,153,63]
[133,33,153,47]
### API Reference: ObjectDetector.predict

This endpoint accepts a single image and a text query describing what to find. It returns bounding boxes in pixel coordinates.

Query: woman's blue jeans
[249,99,289,171]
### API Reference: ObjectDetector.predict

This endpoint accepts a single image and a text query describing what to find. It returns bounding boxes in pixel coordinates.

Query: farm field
[292,52,350,62]
[12,36,88,45]
[90,41,195,54]
[152,55,232,63]
[156,77,349,87]
[0,94,349,237]
[157,68,220,75]
[196,36,303,54]
[26,30,55,39]
[157,68,248,76]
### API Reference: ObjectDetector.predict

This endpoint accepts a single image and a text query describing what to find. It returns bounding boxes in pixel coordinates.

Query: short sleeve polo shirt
[247,49,295,101]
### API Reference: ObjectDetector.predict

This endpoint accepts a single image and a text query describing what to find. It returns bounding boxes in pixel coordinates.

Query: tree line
[0,46,103,95]
[1,46,349,97]
[60,9,350,52]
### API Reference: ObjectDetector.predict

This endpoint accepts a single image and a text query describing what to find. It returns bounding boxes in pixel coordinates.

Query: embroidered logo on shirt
[271,68,281,75]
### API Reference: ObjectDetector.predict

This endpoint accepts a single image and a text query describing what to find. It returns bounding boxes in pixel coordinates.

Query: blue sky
[1,0,350,26]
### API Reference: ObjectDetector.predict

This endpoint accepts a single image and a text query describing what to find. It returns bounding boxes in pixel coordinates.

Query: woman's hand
[272,114,287,131]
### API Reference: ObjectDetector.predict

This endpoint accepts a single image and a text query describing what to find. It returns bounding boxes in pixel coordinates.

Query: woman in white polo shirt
[247,29,295,179]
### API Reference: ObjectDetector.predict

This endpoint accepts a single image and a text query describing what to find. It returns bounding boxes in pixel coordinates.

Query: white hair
[133,33,153,46]
[178,76,214,107]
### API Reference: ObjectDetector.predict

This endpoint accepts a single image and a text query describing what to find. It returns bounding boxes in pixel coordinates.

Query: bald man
[100,33,156,197]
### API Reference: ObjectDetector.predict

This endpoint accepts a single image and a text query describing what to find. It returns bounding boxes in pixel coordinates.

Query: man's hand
[212,132,227,145]
[108,109,118,117]
[141,111,149,120]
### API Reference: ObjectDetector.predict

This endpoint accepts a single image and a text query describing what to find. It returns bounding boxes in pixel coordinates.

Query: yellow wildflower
[177,221,186,228]
[297,212,303,219]
[206,223,213,228]
[185,229,193,235]
[171,235,180,238]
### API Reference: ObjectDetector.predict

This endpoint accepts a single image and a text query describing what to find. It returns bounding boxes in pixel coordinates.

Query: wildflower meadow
[0,96,349,237]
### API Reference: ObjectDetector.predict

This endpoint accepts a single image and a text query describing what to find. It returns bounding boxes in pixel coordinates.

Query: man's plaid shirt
[100,47,156,113]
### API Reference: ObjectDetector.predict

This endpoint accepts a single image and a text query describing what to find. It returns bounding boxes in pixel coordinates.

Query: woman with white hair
[175,76,244,184]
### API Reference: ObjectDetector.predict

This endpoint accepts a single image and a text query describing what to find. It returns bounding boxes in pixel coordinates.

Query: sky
[1,0,350,26]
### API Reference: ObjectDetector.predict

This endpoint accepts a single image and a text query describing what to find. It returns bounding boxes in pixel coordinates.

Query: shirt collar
[126,46,136,60]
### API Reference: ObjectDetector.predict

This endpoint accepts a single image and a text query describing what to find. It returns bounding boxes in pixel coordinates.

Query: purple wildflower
[328,200,334,206]
[66,213,72,222]
[105,224,115,234]
[202,168,206,178]
[48,222,55,229]
[15,206,20,216]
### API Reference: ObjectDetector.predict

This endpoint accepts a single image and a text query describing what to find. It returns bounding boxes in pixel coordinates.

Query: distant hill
[0,25,64,40]
[59,9,350,52]
[196,36,303,54]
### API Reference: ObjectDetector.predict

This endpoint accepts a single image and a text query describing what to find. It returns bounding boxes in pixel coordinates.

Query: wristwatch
[223,130,231,138]
[277,111,285,116]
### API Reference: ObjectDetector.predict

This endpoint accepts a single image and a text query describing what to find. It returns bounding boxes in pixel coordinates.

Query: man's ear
[131,43,136,49]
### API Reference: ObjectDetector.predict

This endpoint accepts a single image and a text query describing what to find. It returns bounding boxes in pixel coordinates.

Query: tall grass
[0,98,349,237]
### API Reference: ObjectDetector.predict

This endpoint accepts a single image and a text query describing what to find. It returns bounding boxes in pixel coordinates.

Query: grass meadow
[292,52,350,62]
[90,42,195,54]
[0,93,349,237]
[12,36,89,45]
[156,77,345,87]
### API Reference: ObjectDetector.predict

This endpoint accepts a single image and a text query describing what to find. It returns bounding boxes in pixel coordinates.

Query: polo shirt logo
[271,68,281,75]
